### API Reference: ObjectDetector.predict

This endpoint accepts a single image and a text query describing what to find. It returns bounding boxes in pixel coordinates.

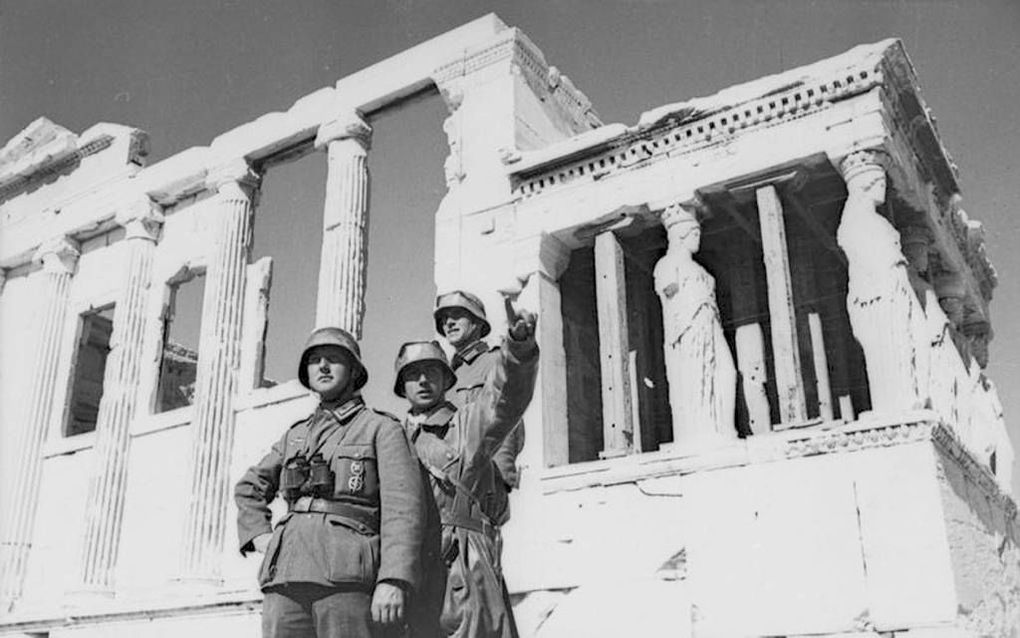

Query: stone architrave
[836,150,925,413]
[76,195,163,595]
[314,112,371,338]
[178,160,259,584]
[653,202,737,446]
[0,236,80,609]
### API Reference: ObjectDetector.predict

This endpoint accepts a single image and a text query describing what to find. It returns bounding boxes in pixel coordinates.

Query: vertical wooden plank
[594,231,633,457]
[735,323,771,434]
[727,226,772,434]
[809,312,834,421]
[628,349,643,453]
[756,185,807,425]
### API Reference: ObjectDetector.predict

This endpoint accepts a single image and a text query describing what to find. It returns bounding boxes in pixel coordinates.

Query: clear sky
[3,0,1018,490]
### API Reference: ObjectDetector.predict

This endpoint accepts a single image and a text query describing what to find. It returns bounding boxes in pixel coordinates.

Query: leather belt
[290,496,379,535]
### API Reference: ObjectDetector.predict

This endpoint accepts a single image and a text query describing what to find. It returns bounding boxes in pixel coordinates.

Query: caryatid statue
[653,201,738,445]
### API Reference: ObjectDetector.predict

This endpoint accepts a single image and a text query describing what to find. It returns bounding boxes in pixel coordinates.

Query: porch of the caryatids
[654,200,737,447]
[76,194,164,596]
[836,150,927,414]
[0,236,80,610]
[178,160,260,585]
[314,110,372,338]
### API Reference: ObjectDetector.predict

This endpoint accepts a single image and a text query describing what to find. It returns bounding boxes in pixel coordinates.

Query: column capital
[33,235,80,274]
[206,159,260,198]
[115,194,164,242]
[315,112,372,151]
[514,232,571,281]
[838,149,890,182]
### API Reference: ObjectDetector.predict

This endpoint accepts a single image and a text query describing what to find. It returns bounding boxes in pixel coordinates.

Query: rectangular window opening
[65,305,115,436]
[156,272,204,413]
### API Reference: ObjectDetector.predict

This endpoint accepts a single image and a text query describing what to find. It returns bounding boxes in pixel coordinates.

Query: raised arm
[465,308,539,464]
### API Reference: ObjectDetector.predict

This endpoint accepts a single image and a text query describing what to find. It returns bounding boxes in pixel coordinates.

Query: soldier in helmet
[433,291,524,526]
[235,327,425,638]
[395,303,538,638]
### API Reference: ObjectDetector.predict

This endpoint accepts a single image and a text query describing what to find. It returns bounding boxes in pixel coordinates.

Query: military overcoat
[407,337,538,638]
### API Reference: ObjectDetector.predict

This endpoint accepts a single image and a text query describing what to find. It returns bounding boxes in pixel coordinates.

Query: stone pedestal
[836,150,925,414]
[76,196,163,594]
[0,236,80,610]
[314,113,371,338]
[178,161,258,584]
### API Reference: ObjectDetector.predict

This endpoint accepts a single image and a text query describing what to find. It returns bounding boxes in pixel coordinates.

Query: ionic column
[178,161,259,584]
[314,112,372,338]
[836,151,925,413]
[0,236,80,610]
[514,232,571,472]
[76,196,163,595]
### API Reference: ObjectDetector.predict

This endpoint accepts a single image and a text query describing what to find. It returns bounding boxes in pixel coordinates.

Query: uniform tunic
[407,338,538,638]
[235,397,424,637]
[449,340,525,523]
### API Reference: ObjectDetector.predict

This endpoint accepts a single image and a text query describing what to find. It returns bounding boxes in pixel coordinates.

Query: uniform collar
[451,340,489,369]
[406,401,456,434]
[321,395,365,423]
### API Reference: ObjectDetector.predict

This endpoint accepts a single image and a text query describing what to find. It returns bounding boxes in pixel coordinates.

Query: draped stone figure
[653,203,737,445]
[836,151,926,413]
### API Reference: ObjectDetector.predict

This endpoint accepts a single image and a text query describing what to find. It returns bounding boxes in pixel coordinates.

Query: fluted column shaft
[314,113,372,338]
[77,198,163,593]
[0,237,79,610]
[179,163,258,583]
[836,150,925,413]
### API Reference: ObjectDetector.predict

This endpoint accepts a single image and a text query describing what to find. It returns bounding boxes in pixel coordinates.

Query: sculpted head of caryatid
[661,198,703,256]
[962,320,992,369]
[839,149,889,206]
[901,225,932,275]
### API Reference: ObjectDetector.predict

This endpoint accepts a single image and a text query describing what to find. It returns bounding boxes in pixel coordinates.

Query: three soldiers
[236,292,536,638]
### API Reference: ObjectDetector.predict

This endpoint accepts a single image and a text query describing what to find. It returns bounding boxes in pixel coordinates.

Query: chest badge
[348,459,365,493]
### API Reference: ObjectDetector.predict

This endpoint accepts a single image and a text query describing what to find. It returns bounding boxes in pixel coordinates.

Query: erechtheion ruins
[0,14,1016,637]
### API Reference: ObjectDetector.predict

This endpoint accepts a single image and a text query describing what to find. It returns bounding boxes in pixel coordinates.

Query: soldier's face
[441,308,481,350]
[306,345,353,400]
[402,362,447,411]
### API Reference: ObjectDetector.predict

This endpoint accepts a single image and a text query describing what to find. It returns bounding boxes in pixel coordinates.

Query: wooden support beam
[756,185,807,425]
[808,312,834,421]
[594,230,634,457]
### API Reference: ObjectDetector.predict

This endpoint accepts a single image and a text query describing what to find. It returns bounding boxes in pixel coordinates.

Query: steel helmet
[298,327,368,391]
[392,340,456,398]
[433,290,491,338]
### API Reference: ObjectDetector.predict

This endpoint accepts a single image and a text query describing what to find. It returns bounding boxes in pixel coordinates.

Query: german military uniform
[235,327,424,638]
[396,337,539,638]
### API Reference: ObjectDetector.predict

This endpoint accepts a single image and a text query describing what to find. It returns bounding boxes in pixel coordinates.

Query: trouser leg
[262,587,315,638]
[312,586,406,638]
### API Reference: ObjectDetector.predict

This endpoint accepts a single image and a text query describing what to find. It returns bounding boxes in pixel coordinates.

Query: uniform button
[446,452,453,459]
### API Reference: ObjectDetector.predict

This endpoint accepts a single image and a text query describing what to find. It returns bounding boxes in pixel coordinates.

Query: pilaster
[178,160,258,584]
[75,194,163,595]
[836,150,925,414]
[514,232,570,472]
[314,112,371,338]
[0,235,80,611]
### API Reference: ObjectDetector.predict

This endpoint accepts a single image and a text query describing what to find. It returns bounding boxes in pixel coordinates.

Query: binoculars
[281,453,335,501]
